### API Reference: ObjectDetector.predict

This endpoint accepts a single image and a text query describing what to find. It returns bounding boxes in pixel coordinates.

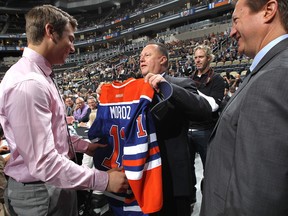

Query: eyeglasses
[88,101,96,104]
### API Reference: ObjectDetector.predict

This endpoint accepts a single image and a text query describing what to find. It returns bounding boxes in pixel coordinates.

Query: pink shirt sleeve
[4,77,108,191]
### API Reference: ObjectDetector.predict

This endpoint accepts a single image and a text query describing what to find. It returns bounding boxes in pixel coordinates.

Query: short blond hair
[193,45,215,63]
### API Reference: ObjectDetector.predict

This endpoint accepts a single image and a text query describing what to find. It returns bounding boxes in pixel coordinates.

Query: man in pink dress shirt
[0,5,128,216]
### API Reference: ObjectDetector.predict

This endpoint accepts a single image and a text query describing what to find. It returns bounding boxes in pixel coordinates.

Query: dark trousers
[188,128,213,198]
[188,128,213,168]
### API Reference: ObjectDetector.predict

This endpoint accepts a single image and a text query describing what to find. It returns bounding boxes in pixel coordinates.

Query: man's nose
[70,44,75,54]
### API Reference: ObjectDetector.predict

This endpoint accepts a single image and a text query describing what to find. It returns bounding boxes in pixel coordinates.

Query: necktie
[50,71,78,163]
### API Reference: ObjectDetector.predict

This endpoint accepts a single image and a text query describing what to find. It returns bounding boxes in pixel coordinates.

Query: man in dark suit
[201,0,288,215]
[140,41,212,216]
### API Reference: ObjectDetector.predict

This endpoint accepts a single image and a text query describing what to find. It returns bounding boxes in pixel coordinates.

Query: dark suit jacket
[151,74,212,200]
[201,38,288,216]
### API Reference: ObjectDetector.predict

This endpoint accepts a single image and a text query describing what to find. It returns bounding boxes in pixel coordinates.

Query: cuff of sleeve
[93,169,109,191]
[71,135,89,153]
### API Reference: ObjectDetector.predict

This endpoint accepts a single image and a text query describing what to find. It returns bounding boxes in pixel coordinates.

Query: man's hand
[106,167,129,193]
[85,143,107,156]
[74,104,81,111]
[144,73,166,92]
[78,122,87,127]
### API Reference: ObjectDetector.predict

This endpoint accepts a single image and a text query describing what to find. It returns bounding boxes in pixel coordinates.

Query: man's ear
[45,23,58,44]
[160,56,168,65]
[263,0,277,23]
[207,56,212,63]
[45,23,54,37]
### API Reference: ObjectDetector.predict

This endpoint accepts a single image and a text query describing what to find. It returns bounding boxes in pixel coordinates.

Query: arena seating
[0,0,251,84]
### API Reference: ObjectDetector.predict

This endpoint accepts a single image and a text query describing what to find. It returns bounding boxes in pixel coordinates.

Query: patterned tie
[50,71,78,163]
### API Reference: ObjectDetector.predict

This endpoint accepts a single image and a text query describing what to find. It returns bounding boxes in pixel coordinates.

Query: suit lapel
[210,38,288,139]
[209,72,252,138]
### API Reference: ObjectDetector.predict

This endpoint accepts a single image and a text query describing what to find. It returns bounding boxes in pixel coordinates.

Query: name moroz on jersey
[88,78,172,215]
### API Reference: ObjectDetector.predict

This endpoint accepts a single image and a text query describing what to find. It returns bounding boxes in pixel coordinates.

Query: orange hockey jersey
[88,78,163,214]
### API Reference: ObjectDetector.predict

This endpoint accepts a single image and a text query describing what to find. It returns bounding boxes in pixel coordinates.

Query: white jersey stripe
[99,95,152,107]
[149,133,157,142]
[123,205,142,212]
[125,158,162,180]
[124,133,158,155]
[124,143,148,155]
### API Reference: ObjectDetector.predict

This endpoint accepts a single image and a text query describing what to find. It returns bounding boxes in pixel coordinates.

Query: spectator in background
[0,5,128,216]
[73,96,89,122]
[218,87,231,114]
[64,96,75,116]
[140,41,212,216]
[230,72,243,90]
[78,96,98,128]
[201,0,288,215]
[63,86,72,96]
[188,44,225,202]
[222,73,231,88]
[86,96,98,127]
